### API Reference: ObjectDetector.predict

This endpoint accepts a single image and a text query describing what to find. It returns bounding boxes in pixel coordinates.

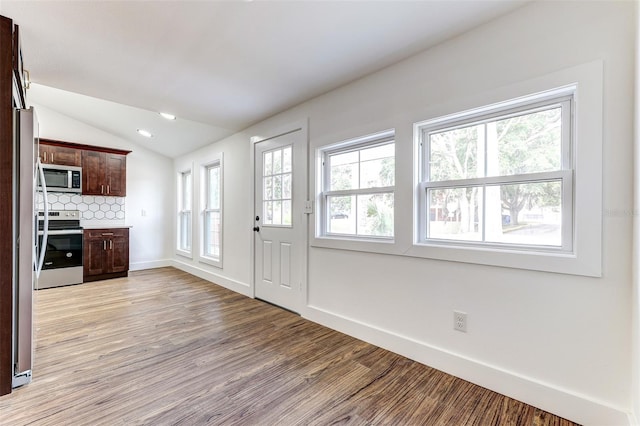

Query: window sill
[198,256,222,269]
[311,235,397,255]
[406,242,599,277]
[175,249,192,260]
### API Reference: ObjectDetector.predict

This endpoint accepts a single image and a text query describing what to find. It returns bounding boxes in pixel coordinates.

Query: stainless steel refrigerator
[12,107,48,388]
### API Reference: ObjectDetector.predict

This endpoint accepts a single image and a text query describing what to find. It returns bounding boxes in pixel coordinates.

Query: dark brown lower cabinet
[84,228,129,282]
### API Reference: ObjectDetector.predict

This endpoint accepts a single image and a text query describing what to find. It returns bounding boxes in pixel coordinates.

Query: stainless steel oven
[36,210,83,289]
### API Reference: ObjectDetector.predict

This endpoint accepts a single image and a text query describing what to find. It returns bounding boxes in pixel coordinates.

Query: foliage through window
[177,169,192,253]
[201,158,222,265]
[319,131,395,239]
[417,90,573,250]
[263,146,292,226]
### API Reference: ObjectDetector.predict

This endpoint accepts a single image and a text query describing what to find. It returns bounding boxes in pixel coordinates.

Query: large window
[417,88,574,252]
[177,169,192,255]
[318,130,395,239]
[200,157,222,267]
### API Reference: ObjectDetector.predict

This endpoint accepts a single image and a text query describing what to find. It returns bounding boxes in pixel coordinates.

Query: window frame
[406,60,606,278]
[176,167,193,258]
[316,129,396,242]
[417,90,575,253]
[199,154,223,268]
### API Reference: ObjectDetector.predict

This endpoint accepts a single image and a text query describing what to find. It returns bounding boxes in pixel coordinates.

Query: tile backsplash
[37,192,125,221]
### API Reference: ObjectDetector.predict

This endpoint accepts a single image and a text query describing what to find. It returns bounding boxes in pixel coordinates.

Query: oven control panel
[38,210,80,220]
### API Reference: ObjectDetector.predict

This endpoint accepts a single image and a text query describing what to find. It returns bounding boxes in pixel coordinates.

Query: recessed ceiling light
[159,112,176,120]
[137,129,153,138]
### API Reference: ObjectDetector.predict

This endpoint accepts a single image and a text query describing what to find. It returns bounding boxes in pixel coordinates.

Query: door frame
[249,119,309,313]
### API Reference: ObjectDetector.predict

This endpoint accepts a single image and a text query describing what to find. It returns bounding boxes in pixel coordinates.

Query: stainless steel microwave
[39,164,82,193]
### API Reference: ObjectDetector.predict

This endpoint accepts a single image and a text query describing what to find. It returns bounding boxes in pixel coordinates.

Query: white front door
[253,129,307,313]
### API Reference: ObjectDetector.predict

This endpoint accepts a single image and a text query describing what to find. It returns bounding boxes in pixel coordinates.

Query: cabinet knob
[253,226,260,232]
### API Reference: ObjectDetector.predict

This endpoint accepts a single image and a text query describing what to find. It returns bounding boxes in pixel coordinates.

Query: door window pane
[283,146,292,173]
[262,145,293,227]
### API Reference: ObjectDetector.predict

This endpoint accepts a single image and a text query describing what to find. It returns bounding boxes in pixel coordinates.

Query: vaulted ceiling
[1,1,528,158]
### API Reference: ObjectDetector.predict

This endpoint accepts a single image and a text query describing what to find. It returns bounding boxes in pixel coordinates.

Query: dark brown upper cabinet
[36,139,130,196]
[39,139,82,166]
[82,150,127,197]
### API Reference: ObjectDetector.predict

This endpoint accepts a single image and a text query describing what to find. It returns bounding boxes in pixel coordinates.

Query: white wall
[31,103,173,270]
[173,132,252,296]
[632,2,640,424]
[174,2,636,424]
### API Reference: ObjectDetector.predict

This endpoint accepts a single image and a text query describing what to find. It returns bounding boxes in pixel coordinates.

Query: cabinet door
[84,236,107,276]
[109,230,129,273]
[42,145,81,166]
[106,154,126,196]
[82,150,106,195]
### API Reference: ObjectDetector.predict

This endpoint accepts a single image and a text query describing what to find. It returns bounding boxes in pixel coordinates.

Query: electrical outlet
[454,311,467,333]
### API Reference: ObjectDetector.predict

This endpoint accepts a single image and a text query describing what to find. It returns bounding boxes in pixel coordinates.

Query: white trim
[324,186,395,197]
[172,258,251,297]
[320,128,395,154]
[423,170,570,189]
[304,305,631,426]
[415,88,575,133]
[632,4,640,423]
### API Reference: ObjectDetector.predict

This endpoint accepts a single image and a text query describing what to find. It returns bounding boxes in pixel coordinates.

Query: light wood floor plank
[0,267,579,425]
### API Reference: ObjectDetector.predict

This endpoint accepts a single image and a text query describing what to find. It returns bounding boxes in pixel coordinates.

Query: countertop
[81,221,133,229]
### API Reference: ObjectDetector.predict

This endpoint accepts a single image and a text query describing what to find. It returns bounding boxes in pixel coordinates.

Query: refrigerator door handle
[36,158,49,278]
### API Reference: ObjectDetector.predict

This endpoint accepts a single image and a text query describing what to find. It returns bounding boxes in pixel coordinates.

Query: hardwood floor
[0,267,578,425]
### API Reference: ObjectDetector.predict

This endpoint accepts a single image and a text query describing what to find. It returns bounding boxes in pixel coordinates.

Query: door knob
[253,226,260,232]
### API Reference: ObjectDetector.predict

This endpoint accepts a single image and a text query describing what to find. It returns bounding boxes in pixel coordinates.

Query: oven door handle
[38,229,84,235]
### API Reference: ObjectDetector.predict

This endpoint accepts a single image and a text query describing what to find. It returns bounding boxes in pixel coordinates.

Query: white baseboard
[129,259,172,271]
[303,305,630,426]
[171,259,251,297]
